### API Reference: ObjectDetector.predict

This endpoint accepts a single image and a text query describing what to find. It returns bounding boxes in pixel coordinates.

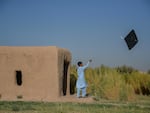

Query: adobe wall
[0,46,71,101]
[57,48,71,96]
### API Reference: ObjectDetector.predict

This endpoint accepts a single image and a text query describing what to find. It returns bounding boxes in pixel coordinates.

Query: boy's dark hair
[77,61,82,66]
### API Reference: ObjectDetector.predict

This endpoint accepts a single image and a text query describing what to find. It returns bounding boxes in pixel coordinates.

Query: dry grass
[70,65,150,101]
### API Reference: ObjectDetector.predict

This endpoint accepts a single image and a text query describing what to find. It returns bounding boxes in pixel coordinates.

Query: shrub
[70,74,77,94]
[116,65,137,74]
[147,69,150,74]
[70,65,77,94]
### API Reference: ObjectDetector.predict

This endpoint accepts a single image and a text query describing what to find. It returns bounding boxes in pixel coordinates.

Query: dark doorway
[62,60,69,96]
[16,70,22,86]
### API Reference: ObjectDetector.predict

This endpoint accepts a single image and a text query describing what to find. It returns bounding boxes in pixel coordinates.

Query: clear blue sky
[0,0,150,71]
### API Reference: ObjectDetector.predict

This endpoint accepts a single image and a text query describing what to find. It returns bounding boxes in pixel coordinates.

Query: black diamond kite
[124,29,138,50]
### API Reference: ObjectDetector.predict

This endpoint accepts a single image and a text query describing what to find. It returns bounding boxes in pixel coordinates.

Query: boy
[76,59,92,98]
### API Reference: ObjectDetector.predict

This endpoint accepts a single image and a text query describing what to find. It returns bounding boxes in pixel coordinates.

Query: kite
[124,29,138,50]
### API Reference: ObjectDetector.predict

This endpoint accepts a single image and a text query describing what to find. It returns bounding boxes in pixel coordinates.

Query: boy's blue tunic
[76,62,89,88]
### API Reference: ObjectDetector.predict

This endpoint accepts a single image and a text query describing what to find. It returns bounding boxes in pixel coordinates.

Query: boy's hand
[89,59,92,62]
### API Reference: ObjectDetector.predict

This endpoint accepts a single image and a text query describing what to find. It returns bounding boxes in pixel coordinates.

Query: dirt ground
[53,94,94,103]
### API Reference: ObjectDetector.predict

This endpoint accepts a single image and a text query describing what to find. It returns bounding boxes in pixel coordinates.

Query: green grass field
[0,96,150,113]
